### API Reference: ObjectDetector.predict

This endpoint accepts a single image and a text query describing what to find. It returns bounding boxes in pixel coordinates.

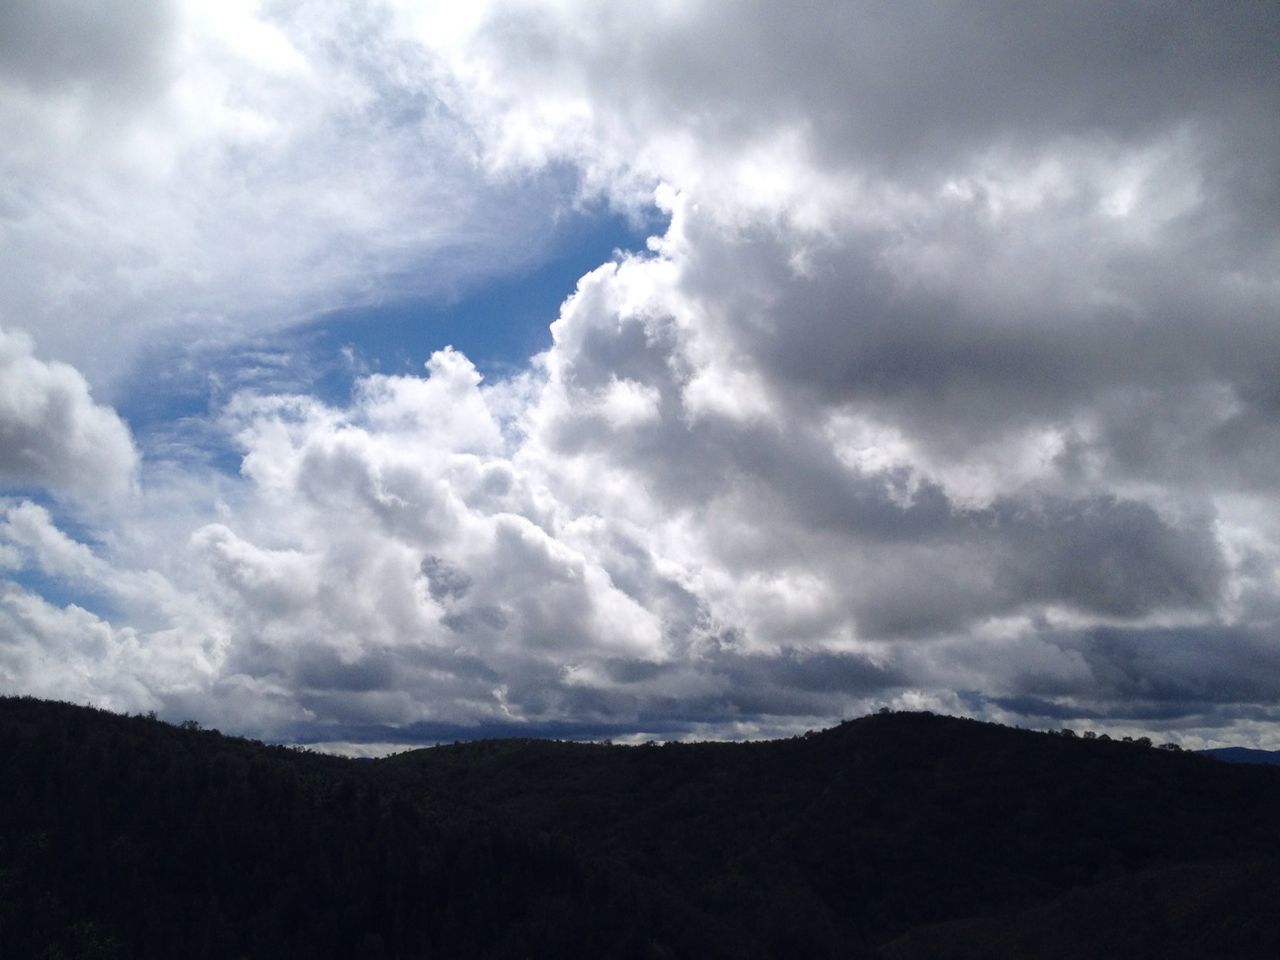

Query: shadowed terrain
[2,697,1279,958]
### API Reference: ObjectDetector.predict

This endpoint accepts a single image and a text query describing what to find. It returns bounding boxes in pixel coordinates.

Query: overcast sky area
[3,1,1280,750]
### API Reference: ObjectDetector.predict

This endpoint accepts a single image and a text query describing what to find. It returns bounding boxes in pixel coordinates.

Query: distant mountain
[2,697,1280,958]
[1202,746,1280,767]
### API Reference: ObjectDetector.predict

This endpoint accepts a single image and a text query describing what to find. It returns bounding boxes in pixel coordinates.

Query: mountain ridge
[2,696,1279,958]
[1201,746,1280,767]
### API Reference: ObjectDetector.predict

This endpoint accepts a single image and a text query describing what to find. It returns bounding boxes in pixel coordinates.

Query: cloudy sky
[3,1,1279,750]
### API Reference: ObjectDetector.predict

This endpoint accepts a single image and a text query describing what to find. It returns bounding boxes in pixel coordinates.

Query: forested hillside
[2,697,1279,958]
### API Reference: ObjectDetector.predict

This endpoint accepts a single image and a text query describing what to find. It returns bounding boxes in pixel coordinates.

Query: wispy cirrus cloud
[0,0,586,390]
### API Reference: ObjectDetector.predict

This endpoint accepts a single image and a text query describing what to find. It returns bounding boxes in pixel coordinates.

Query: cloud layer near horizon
[2,0,1280,747]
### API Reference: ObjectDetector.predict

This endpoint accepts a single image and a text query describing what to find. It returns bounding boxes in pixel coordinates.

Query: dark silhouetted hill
[1202,746,1280,767]
[2,696,1280,958]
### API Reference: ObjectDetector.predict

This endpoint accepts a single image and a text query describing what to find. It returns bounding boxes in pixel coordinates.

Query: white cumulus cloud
[0,327,138,499]
[2,1,1280,748]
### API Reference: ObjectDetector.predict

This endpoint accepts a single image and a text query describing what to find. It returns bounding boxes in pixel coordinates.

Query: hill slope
[1202,746,1280,767]
[2,697,1280,958]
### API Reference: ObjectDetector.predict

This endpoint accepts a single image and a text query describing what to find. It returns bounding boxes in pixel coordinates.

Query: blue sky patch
[1,492,117,620]
[304,202,661,390]
[115,201,663,477]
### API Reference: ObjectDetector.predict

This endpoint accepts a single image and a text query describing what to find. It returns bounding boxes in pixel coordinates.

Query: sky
[2,1,1280,750]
